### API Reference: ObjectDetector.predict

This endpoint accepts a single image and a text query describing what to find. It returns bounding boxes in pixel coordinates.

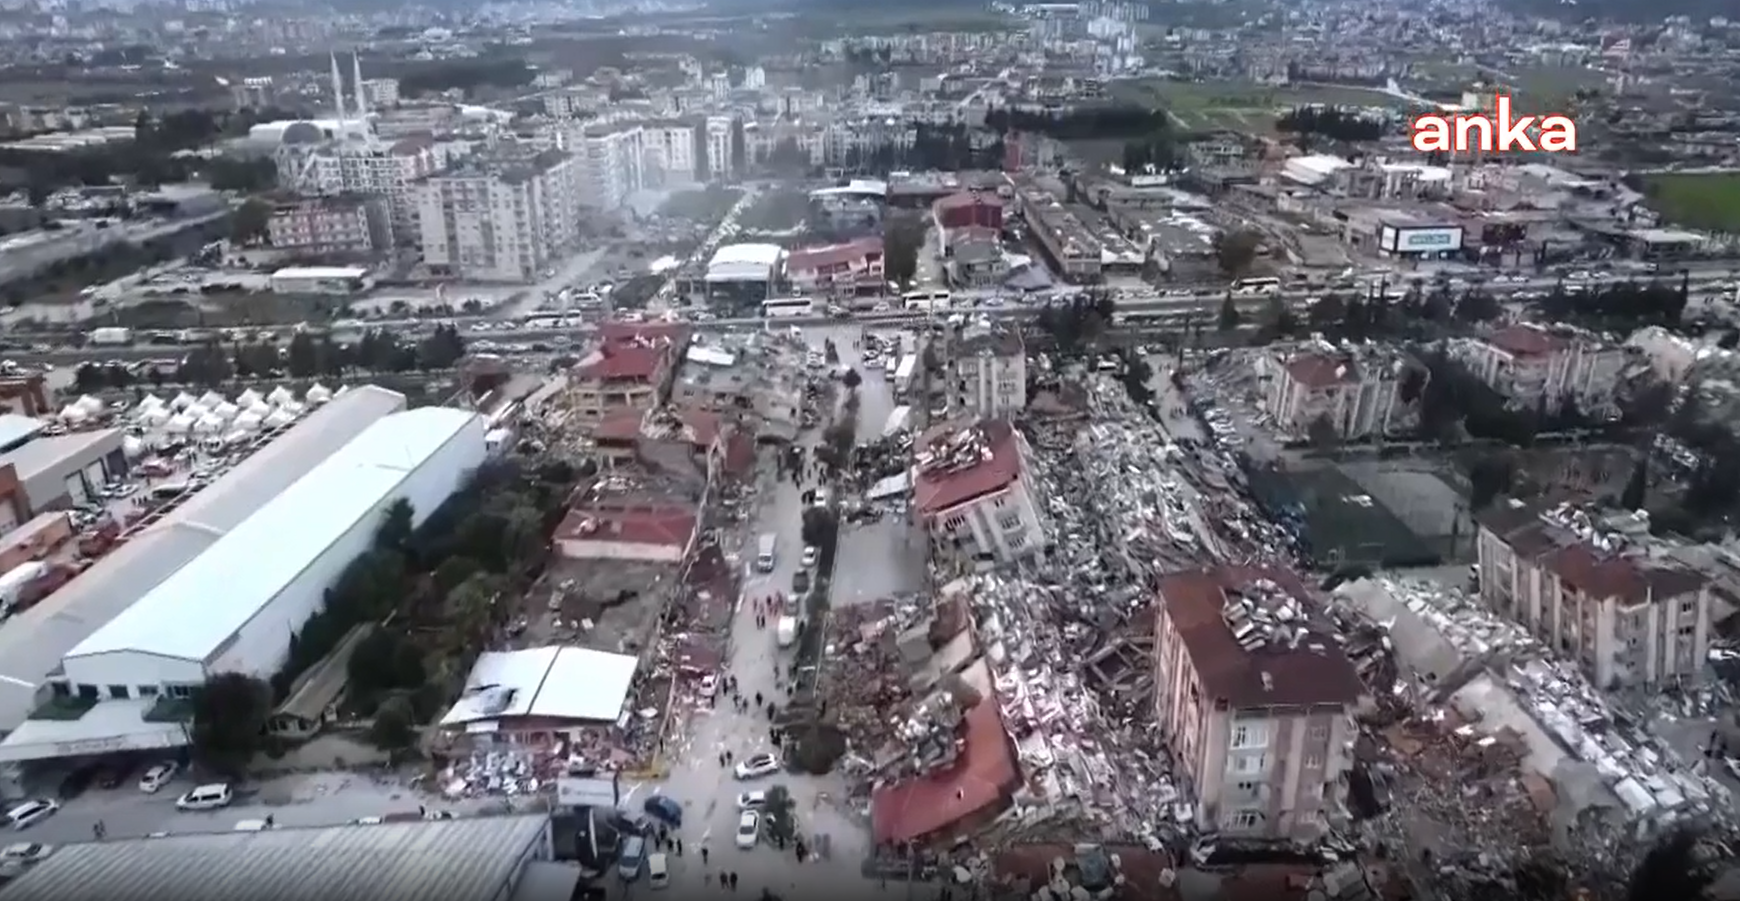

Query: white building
[1450,324,1629,416]
[360,77,400,108]
[415,149,581,282]
[642,121,698,186]
[705,116,734,180]
[275,137,441,243]
[949,324,1027,421]
[570,122,646,210]
[0,386,411,763]
[913,420,1047,564]
[1261,347,1405,440]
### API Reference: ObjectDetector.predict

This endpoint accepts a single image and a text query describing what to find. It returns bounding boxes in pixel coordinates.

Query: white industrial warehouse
[0,814,568,901]
[0,394,486,764]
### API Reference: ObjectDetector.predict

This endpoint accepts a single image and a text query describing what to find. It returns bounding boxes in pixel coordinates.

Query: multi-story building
[913,420,1046,564]
[1152,566,1362,840]
[784,238,884,295]
[704,117,734,181]
[670,339,805,440]
[566,323,685,427]
[1261,346,1405,441]
[1449,325,1628,416]
[1014,186,1102,282]
[274,136,440,244]
[571,122,647,210]
[1475,501,1713,689]
[932,191,1004,231]
[360,78,400,108]
[641,121,698,187]
[266,195,390,254]
[948,324,1026,420]
[415,148,580,282]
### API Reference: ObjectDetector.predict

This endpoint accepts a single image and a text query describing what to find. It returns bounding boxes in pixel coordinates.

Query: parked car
[0,843,51,862]
[642,795,682,827]
[735,811,760,848]
[138,762,178,793]
[735,791,767,810]
[5,801,57,831]
[733,753,781,780]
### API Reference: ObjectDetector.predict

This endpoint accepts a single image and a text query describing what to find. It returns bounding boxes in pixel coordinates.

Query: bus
[762,297,815,318]
[902,289,952,311]
[1232,277,1282,295]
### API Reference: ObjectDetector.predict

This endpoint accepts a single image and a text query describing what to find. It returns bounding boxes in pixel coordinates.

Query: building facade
[1450,325,1628,416]
[913,421,1046,564]
[1263,349,1403,440]
[266,195,390,254]
[415,149,580,282]
[949,325,1027,421]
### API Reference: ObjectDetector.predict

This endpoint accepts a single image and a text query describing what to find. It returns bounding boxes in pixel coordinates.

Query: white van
[175,783,233,811]
[646,852,669,889]
[754,534,776,572]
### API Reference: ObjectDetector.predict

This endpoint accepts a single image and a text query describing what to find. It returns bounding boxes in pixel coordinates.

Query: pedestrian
[795,842,806,861]
[677,838,685,856]
[725,750,734,764]
[702,846,710,865]
[730,873,740,890]
[755,691,763,707]
[719,752,728,767]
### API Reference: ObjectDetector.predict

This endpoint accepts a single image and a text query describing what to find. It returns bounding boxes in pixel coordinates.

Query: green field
[1109,79,1419,133]
[1643,172,1740,232]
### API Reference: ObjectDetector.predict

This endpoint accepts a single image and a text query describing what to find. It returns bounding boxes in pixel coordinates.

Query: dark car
[792,570,810,596]
[642,795,682,828]
[608,810,652,837]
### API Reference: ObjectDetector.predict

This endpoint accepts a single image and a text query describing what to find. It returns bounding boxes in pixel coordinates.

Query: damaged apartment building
[1475,500,1715,689]
[670,332,808,441]
[1256,341,1410,441]
[944,322,1027,421]
[1446,324,1629,417]
[912,420,1048,566]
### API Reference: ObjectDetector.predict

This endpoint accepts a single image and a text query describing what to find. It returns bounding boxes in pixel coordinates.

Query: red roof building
[932,192,1004,232]
[1264,349,1403,441]
[1152,566,1364,840]
[569,323,686,426]
[590,405,728,476]
[912,421,1046,563]
[785,237,884,294]
[871,697,1019,845]
[554,502,699,564]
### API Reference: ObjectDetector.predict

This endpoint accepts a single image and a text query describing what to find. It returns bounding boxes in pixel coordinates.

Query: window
[167,684,194,699]
[137,685,159,697]
[1231,722,1268,750]
[107,685,128,700]
[1308,724,1328,741]
[1231,754,1265,774]
[1231,810,1262,829]
[76,684,99,700]
[50,682,69,697]
[1304,754,1323,769]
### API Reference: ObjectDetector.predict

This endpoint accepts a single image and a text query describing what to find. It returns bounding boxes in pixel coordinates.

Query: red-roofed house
[785,238,884,294]
[871,697,1019,846]
[1475,502,1713,688]
[913,420,1045,563]
[932,192,1003,231]
[1451,324,1627,416]
[1153,566,1363,840]
[1263,349,1403,440]
[569,324,686,426]
[590,405,727,475]
[554,502,699,564]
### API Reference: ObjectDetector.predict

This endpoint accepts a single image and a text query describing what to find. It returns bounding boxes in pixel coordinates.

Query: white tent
[211,402,240,421]
[169,392,197,411]
[245,402,271,419]
[182,403,209,421]
[164,413,195,434]
[276,401,306,417]
[221,428,252,446]
[194,413,225,434]
[197,390,226,408]
[135,394,164,412]
[232,412,264,432]
[75,395,105,415]
[139,408,171,428]
[58,405,86,423]
[235,388,264,407]
[263,409,297,429]
[303,384,332,404]
[121,436,146,459]
[266,386,296,406]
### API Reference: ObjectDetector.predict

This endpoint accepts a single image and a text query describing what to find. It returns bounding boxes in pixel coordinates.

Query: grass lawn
[1644,172,1740,232]
[1110,79,1418,134]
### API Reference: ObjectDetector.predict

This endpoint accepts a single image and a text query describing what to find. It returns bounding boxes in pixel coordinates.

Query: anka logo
[1410,95,1577,154]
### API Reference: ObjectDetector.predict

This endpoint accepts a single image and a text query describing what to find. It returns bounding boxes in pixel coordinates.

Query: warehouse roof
[439,646,639,727]
[0,428,122,481]
[0,814,550,901]
[0,387,407,734]
[66,407,480,665]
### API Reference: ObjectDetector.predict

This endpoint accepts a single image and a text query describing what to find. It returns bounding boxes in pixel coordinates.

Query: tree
[818,422,855,471]
[432,556,482,594]
[231,198,272,245]
[1625,828,1712,901]
[1621,457,1648,510]
[190,672,271,776]
[348,629,426,704]
[1307,414,1340,451]
[1213,229,1263,280]
[841,368,862,391]
[367,694,419,756]
[761,784,798,845]
[883,213,926,290]
[286,332,318,378]
[1468,455,1516,511]
[376,498,414,552]
[1217,293,1241,331]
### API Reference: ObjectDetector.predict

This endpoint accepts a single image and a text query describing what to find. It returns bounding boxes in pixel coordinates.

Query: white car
[735,811,760,849]
[698,674,719,698]
[138,761,178,793]
[800,546,818,568]
[0,842,52,862]
[5,801,57,831]
[733,753,782,780]
[736,790,767,810]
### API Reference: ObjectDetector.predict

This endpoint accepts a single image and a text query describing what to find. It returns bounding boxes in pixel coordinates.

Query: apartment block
[1450,325,1628,417]
[948,324,1027,421]
[704,117,734,180]
[360,78,400,108]
[1152,566,1362,840]
[415,148,580,282]
[643,122,698,186]
[913,421,1047,564]
[571,122,647,210]
[266,195,390,254]
[274,136,440,243]
[1476,501,1712,689]
[1262,345,1405,440]
[565,323,686,427]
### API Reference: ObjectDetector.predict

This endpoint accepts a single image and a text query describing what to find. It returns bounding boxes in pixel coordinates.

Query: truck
[776,616,797,647]
[754,533,776,572]
[893,354,918,396]
[87,327,132,346]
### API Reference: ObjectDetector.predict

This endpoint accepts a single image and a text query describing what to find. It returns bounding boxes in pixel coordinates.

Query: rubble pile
[823,598,932,758]
[951,571,1191,848]
[1332,577,1734,896]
